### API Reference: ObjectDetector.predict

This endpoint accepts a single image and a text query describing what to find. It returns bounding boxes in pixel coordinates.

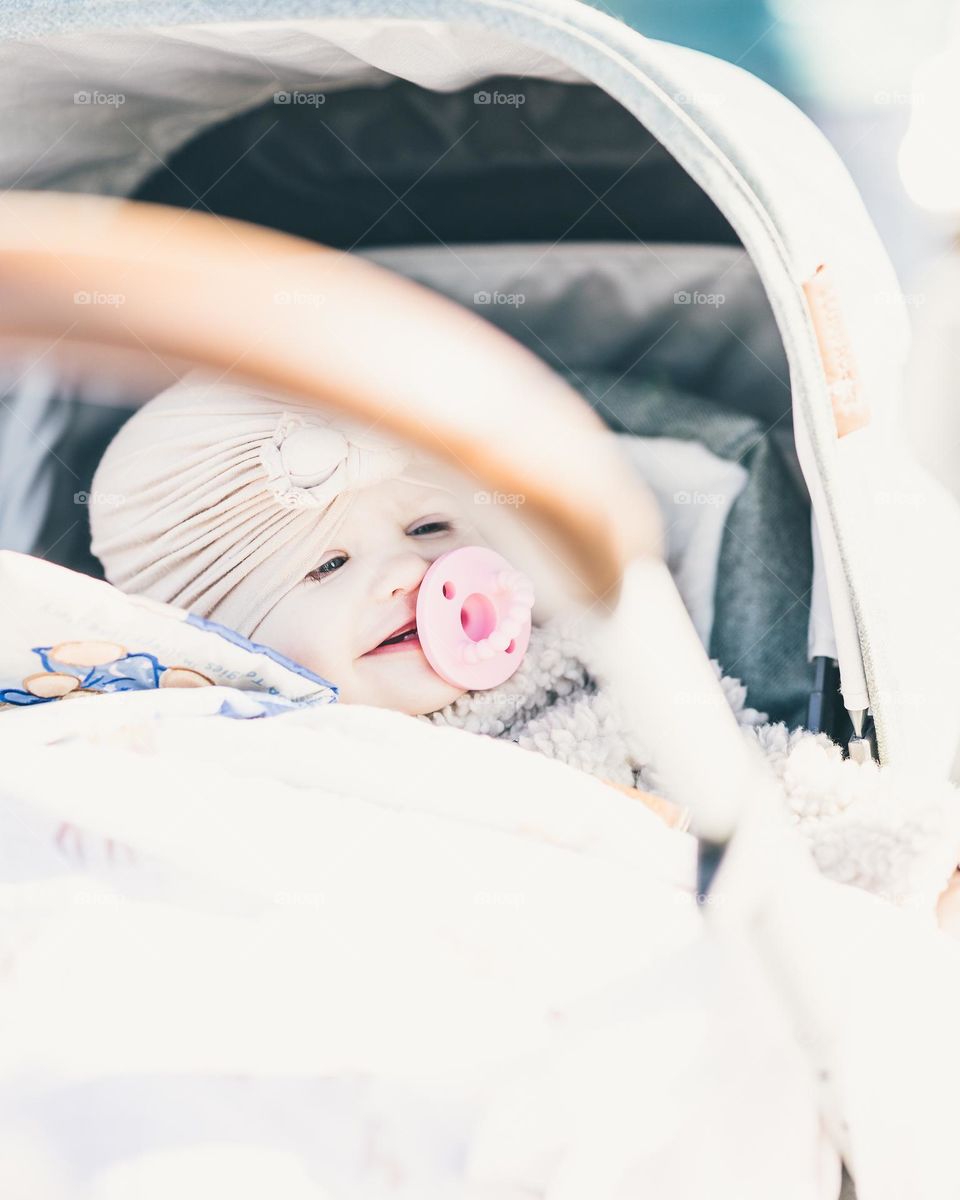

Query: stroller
[1,2,959,1196]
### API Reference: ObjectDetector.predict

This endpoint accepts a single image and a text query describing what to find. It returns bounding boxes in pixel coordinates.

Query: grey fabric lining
[0,365,74,557]
[134,76,737,251]
[28,397,131,581]
[363,240,790,427]
[559,370,813,728]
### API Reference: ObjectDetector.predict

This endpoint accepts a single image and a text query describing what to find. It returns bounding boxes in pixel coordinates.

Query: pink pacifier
[416,546,534,690]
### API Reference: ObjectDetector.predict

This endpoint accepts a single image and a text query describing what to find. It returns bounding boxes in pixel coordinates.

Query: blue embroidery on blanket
[0,639,337,714]
[31,647,165,690]
[0,646,170,706]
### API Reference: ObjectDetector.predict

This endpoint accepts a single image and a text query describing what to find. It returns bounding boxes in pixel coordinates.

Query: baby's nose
[382,551,429,599]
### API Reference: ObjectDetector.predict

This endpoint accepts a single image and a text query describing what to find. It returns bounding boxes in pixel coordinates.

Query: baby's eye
[305,522,452,582]
[409,519,453,537]
[307,554,348,582]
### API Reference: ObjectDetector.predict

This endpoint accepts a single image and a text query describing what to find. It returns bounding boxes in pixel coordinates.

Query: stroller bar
[593,558,773,844]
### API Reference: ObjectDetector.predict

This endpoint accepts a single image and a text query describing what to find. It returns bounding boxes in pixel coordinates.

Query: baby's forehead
[357,475,466,517]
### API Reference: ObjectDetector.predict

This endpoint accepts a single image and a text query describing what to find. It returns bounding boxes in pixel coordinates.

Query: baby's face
[251,477,481,715]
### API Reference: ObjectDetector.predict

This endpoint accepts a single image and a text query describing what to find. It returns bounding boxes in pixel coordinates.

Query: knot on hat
[259,412,411,510]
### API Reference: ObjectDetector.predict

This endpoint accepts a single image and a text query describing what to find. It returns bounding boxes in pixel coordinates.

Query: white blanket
[7,684,960,1198]
[0,686,847,1199]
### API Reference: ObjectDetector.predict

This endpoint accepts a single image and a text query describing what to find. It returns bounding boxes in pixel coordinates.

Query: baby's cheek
[251,590,348,681]
[294,631,355,688]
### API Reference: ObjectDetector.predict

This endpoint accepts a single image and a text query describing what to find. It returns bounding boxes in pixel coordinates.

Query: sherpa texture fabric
[420,615,765,793]
[751,722,960,911]
[422,617,960,913]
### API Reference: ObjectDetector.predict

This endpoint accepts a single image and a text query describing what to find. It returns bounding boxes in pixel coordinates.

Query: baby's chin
[347,648,466,715]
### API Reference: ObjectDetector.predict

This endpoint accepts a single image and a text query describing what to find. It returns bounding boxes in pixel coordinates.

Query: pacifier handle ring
[416,546,534,692]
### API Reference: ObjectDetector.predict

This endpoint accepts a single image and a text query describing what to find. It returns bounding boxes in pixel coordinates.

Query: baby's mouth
[363,619,421,657]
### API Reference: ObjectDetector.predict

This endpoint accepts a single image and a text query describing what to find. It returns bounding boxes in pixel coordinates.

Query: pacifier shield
[416,546,534,690]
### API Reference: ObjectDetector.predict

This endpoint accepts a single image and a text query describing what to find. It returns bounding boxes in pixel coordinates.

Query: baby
[90,371,481,717]
[89,372,692,812]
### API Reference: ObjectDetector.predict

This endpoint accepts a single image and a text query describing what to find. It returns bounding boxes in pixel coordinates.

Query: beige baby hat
[89,370,427,638]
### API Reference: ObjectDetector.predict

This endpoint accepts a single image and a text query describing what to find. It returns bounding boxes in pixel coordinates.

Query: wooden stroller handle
[0,191,771,849]
[0,191,661,613]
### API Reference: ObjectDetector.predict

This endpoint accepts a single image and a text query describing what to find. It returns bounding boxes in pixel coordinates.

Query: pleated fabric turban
[89,371,441,638]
